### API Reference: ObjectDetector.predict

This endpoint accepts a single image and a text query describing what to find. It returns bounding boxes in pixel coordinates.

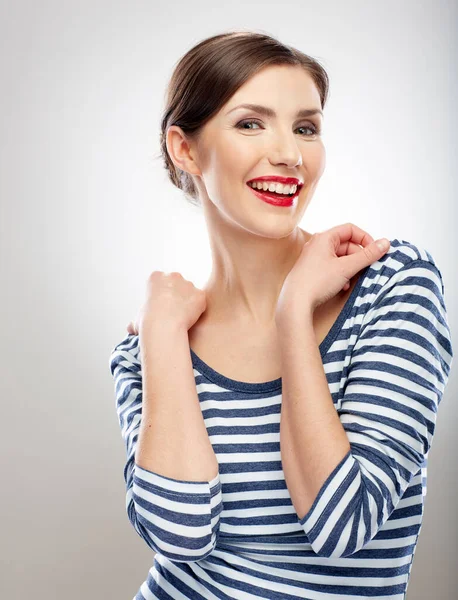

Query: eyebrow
[225,103,323,118]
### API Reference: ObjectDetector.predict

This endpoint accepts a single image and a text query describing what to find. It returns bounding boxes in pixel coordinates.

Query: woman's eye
[296,124,320,136]
[236,119,262,130]
[235,119,320,137]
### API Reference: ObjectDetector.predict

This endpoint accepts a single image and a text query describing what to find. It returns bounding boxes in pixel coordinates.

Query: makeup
[247,183,301,207]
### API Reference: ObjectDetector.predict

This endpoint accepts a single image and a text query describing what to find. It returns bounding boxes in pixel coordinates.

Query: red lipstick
[246,176,304,207]
[247,176,303,186]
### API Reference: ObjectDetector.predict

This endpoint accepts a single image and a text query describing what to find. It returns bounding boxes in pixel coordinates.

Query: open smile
[246,181,303,207]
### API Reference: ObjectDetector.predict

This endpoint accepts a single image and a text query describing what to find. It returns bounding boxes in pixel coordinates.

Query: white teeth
[249,181,299,195]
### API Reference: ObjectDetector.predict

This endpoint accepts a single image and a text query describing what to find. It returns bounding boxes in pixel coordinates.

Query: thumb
[373,238,391,254]
[127,321,137,335]
[342,238,390,274]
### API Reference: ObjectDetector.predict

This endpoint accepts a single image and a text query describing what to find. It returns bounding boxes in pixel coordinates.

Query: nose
[268,131,303,168]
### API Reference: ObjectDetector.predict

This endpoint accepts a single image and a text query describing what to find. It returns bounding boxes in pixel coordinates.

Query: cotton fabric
[109,238,453,600]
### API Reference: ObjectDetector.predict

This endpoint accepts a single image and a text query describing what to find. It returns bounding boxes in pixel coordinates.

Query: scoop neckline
[189,265,369,393]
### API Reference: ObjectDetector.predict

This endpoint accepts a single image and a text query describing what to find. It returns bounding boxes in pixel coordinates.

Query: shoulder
[357,237,452,361]
[362,237,447,300]
[351,237,454,389]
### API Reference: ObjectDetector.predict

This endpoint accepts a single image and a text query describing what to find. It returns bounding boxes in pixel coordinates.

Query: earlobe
[166,126,201,176]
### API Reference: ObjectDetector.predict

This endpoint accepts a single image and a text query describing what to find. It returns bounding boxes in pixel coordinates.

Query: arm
[109,326,223,562]
[279,258,453,558]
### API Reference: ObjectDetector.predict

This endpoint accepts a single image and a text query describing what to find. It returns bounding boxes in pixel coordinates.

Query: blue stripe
[110,237,453,599]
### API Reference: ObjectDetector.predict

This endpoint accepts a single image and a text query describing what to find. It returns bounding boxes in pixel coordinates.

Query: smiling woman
[162,58,327,242]
[110,29,453,600]
[157,31,328,209]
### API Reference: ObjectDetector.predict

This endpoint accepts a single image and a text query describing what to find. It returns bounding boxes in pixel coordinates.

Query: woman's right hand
[127,271,207,337]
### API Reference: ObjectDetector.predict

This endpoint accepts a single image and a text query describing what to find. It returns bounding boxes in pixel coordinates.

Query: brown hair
[157,30,330,208]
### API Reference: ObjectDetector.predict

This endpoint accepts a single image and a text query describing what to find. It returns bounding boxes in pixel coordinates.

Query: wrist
[139,320,189,344]
[275,305,315,331]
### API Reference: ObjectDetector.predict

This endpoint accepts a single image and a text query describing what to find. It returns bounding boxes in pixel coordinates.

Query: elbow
[298,449,410,559]
[126,495,222,562]
[123,462,224,561]
[307,538,364,559]
[303,517,372,559]
[301,484,391,558]
[299,464,379,558]
[303,525,356,558]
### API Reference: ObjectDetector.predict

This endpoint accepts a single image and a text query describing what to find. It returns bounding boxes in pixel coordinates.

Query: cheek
[303,143,326,178]
[204,171,237,206]
[211,155,246,194]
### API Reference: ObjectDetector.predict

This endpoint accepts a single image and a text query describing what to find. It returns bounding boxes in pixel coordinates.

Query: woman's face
[190,64,326,237]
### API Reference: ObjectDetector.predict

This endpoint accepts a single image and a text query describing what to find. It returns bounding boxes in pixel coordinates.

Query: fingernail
[376,238,389,251]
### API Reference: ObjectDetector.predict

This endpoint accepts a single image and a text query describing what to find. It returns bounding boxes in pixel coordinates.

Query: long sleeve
[298,256,454,558]
[109,334,223,562]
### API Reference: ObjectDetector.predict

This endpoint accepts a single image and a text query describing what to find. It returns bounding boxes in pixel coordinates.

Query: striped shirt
[109,238,453,600]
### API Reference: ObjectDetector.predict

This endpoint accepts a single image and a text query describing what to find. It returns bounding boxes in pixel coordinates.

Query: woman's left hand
[275,223,390,326]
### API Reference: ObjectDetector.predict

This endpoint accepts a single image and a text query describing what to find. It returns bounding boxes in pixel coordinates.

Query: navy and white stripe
[109,343,223,563]
[109,238,453,599]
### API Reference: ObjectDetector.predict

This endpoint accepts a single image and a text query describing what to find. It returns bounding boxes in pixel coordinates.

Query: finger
[336,240,362,257]
[331,222,374,249]
[340,237,390,276]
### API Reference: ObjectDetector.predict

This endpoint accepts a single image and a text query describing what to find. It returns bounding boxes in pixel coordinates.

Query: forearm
[278,313,350,520]
[136,323,219,482]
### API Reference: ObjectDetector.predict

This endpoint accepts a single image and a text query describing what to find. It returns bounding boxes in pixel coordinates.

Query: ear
[166,125,202,177]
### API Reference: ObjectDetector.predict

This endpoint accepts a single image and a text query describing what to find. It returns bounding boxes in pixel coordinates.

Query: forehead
[222,65,321,114]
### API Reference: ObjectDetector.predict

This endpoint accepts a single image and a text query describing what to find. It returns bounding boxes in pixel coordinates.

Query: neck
[201,218,310,329]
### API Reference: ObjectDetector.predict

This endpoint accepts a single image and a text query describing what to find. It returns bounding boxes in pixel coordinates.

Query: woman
[110,30,453,600]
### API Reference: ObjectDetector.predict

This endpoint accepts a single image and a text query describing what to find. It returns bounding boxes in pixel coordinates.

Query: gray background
[1,1,456,598]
